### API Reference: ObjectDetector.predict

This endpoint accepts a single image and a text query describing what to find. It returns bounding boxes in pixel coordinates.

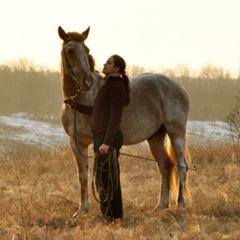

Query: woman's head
[111,54,126,75]
[102,54,126,76]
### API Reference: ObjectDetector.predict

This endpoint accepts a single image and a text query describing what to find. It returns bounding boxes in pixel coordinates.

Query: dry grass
[0,143,239,240]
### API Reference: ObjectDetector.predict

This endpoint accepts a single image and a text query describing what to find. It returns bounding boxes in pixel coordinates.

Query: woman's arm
[104,80,127,145]
[64,99,93,116]
[73,103,93,116]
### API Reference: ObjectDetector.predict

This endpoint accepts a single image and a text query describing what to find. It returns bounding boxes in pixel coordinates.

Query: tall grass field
[0,143,239,239]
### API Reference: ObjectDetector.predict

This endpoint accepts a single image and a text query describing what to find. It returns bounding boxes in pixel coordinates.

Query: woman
[66,54,131,221]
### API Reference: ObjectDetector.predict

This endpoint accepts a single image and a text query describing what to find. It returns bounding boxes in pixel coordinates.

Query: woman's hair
[112,54,131,106]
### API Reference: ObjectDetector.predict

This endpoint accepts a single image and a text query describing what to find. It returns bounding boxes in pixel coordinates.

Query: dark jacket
[74,76,127,146]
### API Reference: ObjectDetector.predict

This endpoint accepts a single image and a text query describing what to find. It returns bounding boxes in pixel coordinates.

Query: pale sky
[1,0,240,74]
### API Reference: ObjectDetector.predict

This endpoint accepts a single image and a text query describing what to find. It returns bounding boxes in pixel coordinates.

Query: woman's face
[102,56,119,76]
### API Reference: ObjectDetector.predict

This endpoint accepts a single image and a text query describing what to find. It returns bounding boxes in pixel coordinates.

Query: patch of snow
[0,113,67,154]
[0,113,235,155]
[187,120,233,145]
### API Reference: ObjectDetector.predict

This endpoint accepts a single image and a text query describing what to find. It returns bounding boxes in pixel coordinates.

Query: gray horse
[58,26,191,218]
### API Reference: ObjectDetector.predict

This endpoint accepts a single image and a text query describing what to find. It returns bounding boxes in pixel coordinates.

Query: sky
[0,0,240,74]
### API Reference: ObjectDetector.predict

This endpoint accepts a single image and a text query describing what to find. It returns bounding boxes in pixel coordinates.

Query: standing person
[65,54,131,222]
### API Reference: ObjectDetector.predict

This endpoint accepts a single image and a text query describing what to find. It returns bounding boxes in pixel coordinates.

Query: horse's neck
[61,73,77,99]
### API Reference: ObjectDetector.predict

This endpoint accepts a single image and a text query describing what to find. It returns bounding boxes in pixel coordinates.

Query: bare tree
[227,94,240,144]
[199,64,232,80]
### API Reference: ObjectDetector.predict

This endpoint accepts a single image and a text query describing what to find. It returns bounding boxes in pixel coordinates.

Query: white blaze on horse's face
[58,26,93,91]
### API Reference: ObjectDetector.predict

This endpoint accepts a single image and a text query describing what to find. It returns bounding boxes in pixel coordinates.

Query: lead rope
[92,148,119,204]
[65,100,196,170]
[64,97,93,158]
[72,101,93,158]
[120,152,197,171]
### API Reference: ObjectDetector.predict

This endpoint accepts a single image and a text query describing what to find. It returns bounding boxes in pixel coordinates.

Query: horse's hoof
[72,208,89,219]
[177,202,186,210]
[68,218,77,227]
[152,203,169,212]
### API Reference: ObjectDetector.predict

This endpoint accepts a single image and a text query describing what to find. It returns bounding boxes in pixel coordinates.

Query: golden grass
[0,143,239,239]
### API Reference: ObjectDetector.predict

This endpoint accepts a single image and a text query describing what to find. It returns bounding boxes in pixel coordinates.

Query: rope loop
[92,147,119,204]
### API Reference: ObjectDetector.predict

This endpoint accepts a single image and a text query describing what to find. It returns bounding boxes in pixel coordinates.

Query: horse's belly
[122,109,161,145]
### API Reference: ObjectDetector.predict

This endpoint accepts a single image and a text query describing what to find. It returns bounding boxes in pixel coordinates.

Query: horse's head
[58,26,94,91]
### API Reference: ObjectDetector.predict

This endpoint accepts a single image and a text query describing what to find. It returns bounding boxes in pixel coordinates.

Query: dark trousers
[93,130,123,219]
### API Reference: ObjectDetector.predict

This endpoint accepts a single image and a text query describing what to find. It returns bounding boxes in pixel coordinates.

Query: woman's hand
[99,144,110,155]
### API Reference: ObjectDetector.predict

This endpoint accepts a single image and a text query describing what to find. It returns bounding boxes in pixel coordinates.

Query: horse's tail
[166,134,192,204]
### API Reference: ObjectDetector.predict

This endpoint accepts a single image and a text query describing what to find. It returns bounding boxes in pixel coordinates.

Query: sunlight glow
[0,0,240,74]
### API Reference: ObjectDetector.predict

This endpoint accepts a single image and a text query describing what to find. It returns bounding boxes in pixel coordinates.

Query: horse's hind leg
[69,137,89,218]
[147,130,172,210]
[167,130,188,209]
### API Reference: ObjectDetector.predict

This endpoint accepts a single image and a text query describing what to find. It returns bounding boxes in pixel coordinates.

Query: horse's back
[132,73,188,101]
[131,73,189,115]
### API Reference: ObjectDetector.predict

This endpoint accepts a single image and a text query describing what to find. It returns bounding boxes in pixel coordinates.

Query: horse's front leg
[69,137,89,218]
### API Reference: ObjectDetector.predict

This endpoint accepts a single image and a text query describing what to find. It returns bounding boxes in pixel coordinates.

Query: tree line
[0,59,62,120]
[0,58,239,122]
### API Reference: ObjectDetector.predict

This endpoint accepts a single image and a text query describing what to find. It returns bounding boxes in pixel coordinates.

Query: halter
[62,39,89,102]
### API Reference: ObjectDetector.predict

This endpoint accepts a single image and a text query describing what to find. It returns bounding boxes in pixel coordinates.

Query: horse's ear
[81,26,90,40]
[58,26,67,41]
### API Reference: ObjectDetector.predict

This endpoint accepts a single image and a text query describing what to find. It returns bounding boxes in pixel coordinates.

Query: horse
[58,26,191,218]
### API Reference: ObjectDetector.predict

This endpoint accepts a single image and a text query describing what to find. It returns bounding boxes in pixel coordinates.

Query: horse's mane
[88,54,95,72]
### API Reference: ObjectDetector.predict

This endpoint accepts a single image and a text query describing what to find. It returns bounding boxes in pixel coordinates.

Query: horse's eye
[68,48,74,55]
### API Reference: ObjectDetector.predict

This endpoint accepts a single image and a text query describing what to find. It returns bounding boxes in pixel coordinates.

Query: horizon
[0,56,240,79]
